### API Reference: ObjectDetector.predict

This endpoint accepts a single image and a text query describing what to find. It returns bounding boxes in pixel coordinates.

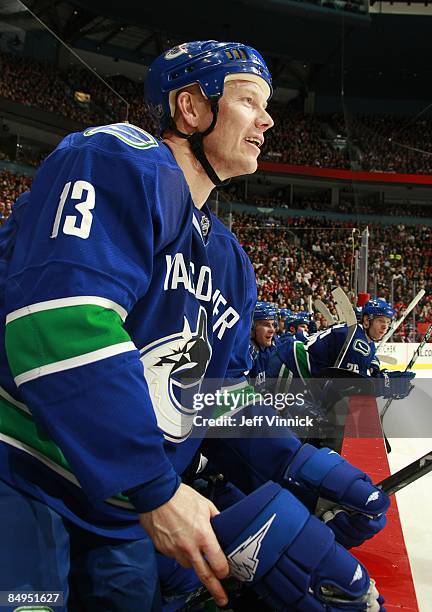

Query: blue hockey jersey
[0,124,255,535]
[268,323,379,386]
[306,323,379,377]
[0,123,301,538]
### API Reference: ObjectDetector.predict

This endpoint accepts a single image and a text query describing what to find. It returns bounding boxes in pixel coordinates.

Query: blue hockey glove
[282,444,390,548]
[212,482,385,611]
[378,370,416,400]
[320,507,387,550]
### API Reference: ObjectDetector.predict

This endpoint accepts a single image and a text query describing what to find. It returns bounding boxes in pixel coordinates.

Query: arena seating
[1,167,429,340]
[2,51,432,174]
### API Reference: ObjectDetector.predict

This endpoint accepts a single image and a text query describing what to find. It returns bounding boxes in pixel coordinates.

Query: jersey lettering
[164,253,240,339]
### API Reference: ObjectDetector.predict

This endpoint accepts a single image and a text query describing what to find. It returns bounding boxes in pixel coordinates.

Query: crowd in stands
[0,145,47,168]
[326,112,432,174]
[0,169,31,221]
[1,165,430,339]
[2,51,432,174]
[0,53,103,125]
[231,212,432,340]
[219,183,432,219]
[1,48,432,339]
[0,52,155,131]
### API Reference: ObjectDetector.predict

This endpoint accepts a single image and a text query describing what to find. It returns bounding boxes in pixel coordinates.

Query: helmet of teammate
[144,40,273,134]
[253,301,278,322]
[279,308,293,320]
[288,313,309,330]
[362,298,395,321]
[299,310,312,321]
[355,306,363,322]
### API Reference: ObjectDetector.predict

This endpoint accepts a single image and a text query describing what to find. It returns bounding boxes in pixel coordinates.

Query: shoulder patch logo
[228,513,276,582]
[353,338,371,357]
[83,123,159,150]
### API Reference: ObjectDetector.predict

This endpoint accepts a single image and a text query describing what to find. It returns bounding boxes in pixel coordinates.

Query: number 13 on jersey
[51,180,95,239]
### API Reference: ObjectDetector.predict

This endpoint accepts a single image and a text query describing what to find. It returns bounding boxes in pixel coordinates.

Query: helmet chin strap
[170,99,230,187]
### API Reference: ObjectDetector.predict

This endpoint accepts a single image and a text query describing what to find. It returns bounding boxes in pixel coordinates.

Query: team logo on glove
[227,513,276,582]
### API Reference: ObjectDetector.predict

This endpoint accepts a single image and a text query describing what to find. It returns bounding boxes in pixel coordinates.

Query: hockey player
[249,301,278,389]
[268,298,415,400]
[276,306,292,335]
[0,41,386,611]
[251,301,278,349]
[282,311,311,342]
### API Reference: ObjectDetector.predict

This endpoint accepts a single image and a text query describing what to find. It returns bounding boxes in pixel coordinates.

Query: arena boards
[342,365,432,612]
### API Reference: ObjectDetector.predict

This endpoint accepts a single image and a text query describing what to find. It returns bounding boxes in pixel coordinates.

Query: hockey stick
[333,297,347,324]
[376,289,425,350]
[375,353,398,366]
[185,451,432,611]
[318,449,432,520]
[377,449,432,496]
[380,322,432,424]
[306,291,356,407]
[331,288,357,369]
[314,299,334,326]
[329,288,396,452]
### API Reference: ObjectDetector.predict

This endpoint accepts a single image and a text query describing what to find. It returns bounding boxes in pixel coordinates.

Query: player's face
[254,319,276,348]
[365,316,392,341]
[203,80,274,179]
[297,323,309,333]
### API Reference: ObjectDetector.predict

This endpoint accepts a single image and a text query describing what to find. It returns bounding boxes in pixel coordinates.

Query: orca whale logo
[140,307,212,442]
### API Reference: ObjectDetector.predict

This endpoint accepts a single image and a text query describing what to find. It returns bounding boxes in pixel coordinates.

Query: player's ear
[175,87,205,132]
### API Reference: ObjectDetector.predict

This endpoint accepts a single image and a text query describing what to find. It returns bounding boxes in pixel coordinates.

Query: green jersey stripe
[0,393,69,469]
[294,341,311,381]
[6,296,128,324]
[0,385,30,413]
[6,303,133,379]
[14,342,136,387]
[0,394,134,509]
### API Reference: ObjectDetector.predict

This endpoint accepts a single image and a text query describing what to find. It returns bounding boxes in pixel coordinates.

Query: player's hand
[212,482,385,611]
[139,482,229,607]
[283,445,390,548]
[321,507,387,549]
[380,369,415,399]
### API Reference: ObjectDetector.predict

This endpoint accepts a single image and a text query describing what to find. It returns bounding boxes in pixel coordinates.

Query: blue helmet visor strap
[169,98,229,186]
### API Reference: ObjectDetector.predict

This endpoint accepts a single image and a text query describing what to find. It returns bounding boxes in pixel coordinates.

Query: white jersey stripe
[0,385,30,413]
[6,296,128,324]
[14,341,136,387]
[0,433,134,509]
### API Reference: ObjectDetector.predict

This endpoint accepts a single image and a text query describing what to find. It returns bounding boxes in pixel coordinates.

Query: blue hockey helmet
[298,310,312,322]
[279,308,293,320]
[145,40,272,135]
[354,306,363,322]
[362,298,395,321]
[253,301,278,321]
[289,313,309,329]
